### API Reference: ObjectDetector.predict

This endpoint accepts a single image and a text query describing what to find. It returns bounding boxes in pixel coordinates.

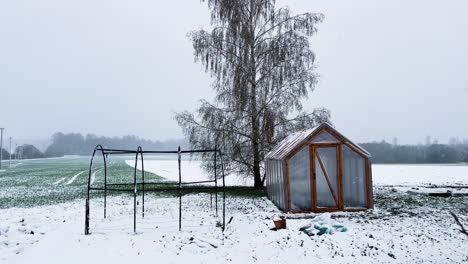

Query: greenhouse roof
[265,123,370,160]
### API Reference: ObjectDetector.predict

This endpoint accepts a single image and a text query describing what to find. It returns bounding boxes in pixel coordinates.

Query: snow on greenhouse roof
[266,127,319,160]
[265,123,370,160]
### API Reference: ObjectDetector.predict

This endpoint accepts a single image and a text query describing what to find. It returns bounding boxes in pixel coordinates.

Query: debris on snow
[299,213,348,236]
[450,211,468,236]
[272,215,286,230]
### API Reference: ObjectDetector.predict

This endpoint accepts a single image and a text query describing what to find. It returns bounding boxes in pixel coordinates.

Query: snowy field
[127,160,468,188]
[0,159,467,263]
[373,164,468,186]
[125,159,253,186]
[1,191,467,263]
[372,164,468,196]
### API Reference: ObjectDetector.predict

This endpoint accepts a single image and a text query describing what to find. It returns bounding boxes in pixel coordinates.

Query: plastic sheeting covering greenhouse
[265,123,373,213]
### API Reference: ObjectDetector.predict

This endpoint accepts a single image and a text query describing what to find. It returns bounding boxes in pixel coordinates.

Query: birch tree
[176,0,330,188]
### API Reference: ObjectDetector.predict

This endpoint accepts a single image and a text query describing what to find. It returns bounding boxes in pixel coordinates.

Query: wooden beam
[289,208,368,214]
[323,127,346,142]
[343,141,368,159]
[309,145,316,211]
[284,128,326,161]
[337,144,343,210]
[366,159,374,209]
[315,149,339,206]
[365,159,369,209]
[285,143,308,163]
[324,127,369,158]
[310,142,338,147]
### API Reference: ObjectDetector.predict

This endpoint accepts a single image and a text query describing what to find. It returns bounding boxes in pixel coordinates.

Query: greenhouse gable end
[265,123,373,213]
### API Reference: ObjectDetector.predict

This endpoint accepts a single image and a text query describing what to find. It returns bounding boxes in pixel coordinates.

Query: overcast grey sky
[0,0,467,145]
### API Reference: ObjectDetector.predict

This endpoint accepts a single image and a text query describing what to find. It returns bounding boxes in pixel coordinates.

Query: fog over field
[0,0,467,144]
[0,2,467,263]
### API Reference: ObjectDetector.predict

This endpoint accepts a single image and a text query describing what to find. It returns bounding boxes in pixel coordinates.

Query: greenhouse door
[311,144,341,210]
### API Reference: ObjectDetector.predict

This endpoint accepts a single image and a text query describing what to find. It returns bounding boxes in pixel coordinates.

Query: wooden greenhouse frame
[265,123,373,213]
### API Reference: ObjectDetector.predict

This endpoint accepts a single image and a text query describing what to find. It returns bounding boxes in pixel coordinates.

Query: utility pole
[0,128,4,170]
[9,137,12,168]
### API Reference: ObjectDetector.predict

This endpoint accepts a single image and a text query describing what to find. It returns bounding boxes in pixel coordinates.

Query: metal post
[219,150,226,231]
[142,155,145,218]
[214,148,218,215]
[103,151,107,219]
[0,128,4,170]
[85,145,100,235]
[85,198,89,234]
[178,146,182,231]
[133,150,138,233]
[139,147,145,218]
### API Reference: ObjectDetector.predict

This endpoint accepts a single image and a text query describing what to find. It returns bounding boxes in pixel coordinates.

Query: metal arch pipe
[136,146,145,218]
[131,145,146,232]
[178,146,182,231]
[132,146,141,233]
[218,149,226,232]
[85,144,104,235]
[99,148,139,153]
[214,148,218,216]
[102,149,108,219]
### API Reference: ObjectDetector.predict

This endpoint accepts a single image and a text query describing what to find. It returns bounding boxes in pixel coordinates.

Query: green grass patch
[0,157,264,209]
[0,157,161,209]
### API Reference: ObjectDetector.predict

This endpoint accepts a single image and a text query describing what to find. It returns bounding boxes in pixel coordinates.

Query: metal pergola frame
[84,144,226,235]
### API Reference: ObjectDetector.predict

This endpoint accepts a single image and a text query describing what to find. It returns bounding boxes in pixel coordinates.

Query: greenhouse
[265,123,373,213]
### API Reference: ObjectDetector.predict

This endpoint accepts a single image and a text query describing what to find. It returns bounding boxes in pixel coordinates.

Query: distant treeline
[361,141,468,164]
[2,134,468,164]
[1,144,44,160]
[44,132,189,157]
[0,132,188,159]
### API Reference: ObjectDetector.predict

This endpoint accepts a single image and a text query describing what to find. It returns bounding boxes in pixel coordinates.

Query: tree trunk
[253,151,262,188]
[249,3,262,189]
[250,78,262,189]
[251,92,262,189]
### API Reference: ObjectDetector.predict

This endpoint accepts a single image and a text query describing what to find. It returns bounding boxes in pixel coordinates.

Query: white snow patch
[90,169,102,185]
[65,171,85,185]
[52,178,66,185]
[373,164,468,186]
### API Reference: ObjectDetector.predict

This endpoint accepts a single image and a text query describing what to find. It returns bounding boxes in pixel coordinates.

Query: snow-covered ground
[373,164,468,186]
[1,190,467,264]
[1,163,468,263]
[372,164,468,196]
